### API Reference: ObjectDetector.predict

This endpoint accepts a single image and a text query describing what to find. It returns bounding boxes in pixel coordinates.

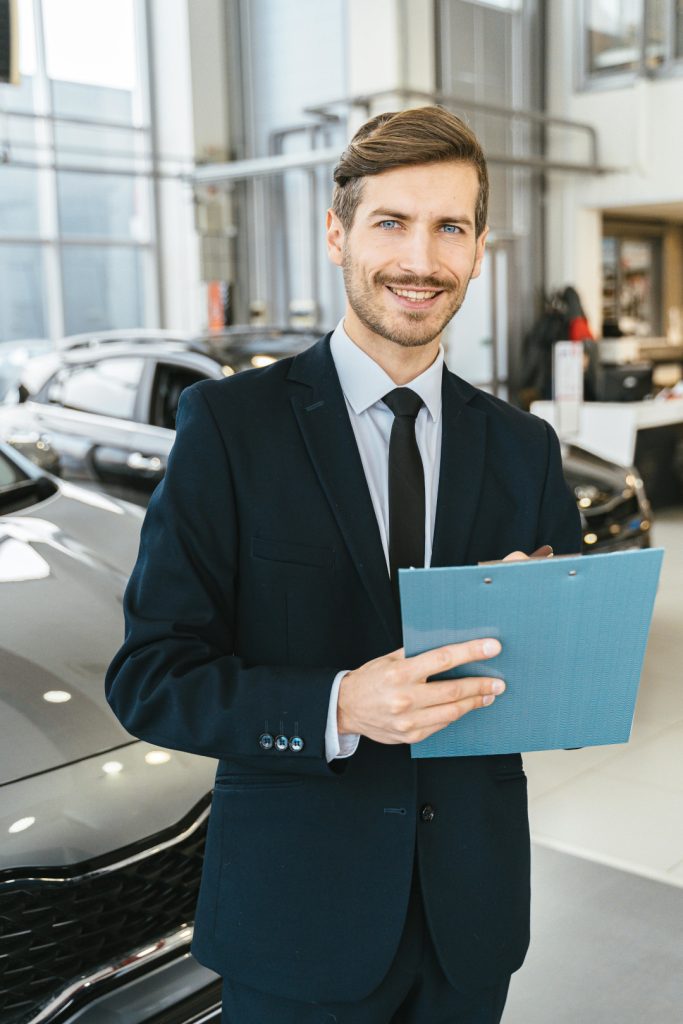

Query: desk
[531,399,683,507]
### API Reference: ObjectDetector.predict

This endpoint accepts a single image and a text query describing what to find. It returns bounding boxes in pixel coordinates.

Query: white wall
[545,0,683,335]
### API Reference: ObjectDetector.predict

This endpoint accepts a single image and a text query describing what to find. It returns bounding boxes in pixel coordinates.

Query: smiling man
[106,108,581,1023]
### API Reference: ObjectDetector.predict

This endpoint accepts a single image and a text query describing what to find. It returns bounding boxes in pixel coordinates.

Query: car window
[46,357,144,419]
[150,363,208,429]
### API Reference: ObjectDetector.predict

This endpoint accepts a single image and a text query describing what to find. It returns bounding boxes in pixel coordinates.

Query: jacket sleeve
[104,384,343,777]
[535,419,583,556]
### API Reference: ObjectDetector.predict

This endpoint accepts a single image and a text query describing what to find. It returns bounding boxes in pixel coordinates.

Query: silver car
[0,442,220,1023]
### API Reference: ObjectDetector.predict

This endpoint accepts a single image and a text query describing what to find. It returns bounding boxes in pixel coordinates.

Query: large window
[582,0,683,85]
[0,0,156,342]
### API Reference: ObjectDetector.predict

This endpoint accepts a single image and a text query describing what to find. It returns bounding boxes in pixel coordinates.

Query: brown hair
[332,106,489,237]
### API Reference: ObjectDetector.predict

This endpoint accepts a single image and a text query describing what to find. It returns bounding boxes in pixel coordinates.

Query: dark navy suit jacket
[105,334,581,1002]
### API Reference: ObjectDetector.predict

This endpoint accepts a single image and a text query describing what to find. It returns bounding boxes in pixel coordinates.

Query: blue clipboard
[400,548,664,758]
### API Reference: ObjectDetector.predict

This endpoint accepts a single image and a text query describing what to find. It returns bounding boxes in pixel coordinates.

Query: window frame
[577,0,683,91]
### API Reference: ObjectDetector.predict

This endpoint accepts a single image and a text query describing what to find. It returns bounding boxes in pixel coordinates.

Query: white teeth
[390,288,437,300]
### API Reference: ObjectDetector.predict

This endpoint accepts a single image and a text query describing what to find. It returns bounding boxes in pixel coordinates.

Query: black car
[0,328,653,552]
[0,441,221,1023]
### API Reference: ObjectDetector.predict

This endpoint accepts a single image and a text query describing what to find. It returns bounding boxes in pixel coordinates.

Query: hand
[479,544,553,565]
[337,638,504,745]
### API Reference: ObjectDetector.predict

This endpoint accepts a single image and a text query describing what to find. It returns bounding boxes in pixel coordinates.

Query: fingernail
[491,679,505,694]
[483,639,501,656]
[483,694,495,706]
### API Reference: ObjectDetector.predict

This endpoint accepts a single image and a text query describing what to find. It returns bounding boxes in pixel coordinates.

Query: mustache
[375,273,453,292]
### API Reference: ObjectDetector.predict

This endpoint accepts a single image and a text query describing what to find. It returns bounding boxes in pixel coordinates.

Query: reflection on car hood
[1,740,215,869]
[0,481,145,786]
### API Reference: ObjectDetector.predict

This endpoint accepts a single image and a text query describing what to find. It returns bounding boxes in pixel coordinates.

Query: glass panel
[619,238,656,335]
[0,244,48,341]
[602,236,620,330]
[61,246,145,334]
[0,166,41,236]
[677,0,683,56]
[585,0,643,75]
[55,122,150,174]
[57,172,147,239]
[50,357,143,418]
[42,0,138,122]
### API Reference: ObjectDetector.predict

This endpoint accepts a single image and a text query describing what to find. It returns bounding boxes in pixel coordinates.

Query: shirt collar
[330,319,443,422]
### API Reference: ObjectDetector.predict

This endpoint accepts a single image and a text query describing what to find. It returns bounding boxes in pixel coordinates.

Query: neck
[342,309,441,385]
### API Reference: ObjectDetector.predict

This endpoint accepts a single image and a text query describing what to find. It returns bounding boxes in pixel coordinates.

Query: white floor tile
[529,770,683,875]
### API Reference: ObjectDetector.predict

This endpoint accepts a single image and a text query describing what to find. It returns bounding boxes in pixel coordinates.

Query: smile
[385,286,444,308]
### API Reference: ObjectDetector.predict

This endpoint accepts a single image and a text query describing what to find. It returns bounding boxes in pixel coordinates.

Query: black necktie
[382,388,425,604]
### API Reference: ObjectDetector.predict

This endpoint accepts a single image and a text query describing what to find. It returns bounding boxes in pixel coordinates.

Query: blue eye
[378,220,400,229]
[441,224,460,234]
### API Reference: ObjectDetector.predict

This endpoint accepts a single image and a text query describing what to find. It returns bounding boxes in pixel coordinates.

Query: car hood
[0,480,146,785]
[1,739,215,870]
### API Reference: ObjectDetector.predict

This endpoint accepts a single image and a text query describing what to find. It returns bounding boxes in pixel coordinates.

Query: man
[106,107,581,1022]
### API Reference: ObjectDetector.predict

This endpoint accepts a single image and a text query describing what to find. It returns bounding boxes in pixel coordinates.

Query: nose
[396,226,440,279]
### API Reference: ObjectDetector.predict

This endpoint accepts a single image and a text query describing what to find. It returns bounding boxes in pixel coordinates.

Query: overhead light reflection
[102,761,124,775]
[9,817,35,834]
[145,750,171,766]
[584,533,598,545]
[221,365,235,376]
[43,690,72,703]
[251,354,277,368]
[0,538,51,582]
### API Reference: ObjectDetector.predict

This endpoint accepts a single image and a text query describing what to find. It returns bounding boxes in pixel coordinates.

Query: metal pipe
[192,146,613,185]
[302,86,602,167]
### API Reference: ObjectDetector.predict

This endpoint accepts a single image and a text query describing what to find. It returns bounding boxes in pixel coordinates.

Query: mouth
[384,285,445,311]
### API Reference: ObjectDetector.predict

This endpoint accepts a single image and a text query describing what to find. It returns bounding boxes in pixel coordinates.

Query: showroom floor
[505,508,683,1022]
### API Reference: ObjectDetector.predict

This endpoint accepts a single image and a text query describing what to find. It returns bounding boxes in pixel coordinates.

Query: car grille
[0,798,210,1024]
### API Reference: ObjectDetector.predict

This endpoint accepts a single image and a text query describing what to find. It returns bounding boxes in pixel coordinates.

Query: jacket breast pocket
[251,536,335,570]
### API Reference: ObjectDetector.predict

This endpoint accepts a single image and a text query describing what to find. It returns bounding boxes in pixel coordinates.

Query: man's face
[327,161,488,349]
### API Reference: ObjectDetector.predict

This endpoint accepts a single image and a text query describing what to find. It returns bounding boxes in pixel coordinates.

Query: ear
[326,208,345,267]
[470,225,489,280]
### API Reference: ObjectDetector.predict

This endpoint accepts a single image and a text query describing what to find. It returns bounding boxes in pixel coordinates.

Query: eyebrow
[366,207,474,229]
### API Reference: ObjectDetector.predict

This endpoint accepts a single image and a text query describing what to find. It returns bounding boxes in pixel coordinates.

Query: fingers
[502,550,529,562]
[406,637,501,681]
[393,685,502,743]
[414,692,499,732]
[419,674,505,709]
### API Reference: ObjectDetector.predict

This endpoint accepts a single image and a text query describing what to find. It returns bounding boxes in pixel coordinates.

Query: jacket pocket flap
[252,536,334,569]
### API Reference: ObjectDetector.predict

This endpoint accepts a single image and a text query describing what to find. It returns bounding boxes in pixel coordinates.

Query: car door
[26,355,154,503]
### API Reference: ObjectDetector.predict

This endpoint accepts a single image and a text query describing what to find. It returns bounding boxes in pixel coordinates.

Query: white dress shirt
[324,319,444,761]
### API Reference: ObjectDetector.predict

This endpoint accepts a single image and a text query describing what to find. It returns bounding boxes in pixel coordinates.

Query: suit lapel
[288,338,400,643]
[431,369,488,568]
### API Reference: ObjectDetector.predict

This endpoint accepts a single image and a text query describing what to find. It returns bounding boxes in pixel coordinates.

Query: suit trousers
[220,860,511,1024]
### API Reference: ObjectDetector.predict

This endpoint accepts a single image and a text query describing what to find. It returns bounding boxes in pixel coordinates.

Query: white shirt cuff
[325,671,360,762]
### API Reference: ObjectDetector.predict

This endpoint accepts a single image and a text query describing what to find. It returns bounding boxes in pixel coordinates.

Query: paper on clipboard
[400,548,664,758]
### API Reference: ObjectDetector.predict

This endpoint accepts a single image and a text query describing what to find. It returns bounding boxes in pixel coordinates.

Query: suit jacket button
[420,804,435,823]
[289,736,304,752]
[259,733,274,750]
[274,735,289,752]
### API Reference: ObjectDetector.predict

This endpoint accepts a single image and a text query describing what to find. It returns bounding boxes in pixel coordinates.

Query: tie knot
[382,388,423,420]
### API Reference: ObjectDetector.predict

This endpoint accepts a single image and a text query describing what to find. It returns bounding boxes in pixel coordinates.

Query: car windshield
[0,449,56,514]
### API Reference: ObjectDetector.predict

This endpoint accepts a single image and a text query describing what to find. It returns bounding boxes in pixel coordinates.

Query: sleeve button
[289,736,304,752]
[259,733,274,750]
[274,735,289,752]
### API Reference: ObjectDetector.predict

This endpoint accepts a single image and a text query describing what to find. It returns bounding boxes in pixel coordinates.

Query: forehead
[357,161,480,217]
